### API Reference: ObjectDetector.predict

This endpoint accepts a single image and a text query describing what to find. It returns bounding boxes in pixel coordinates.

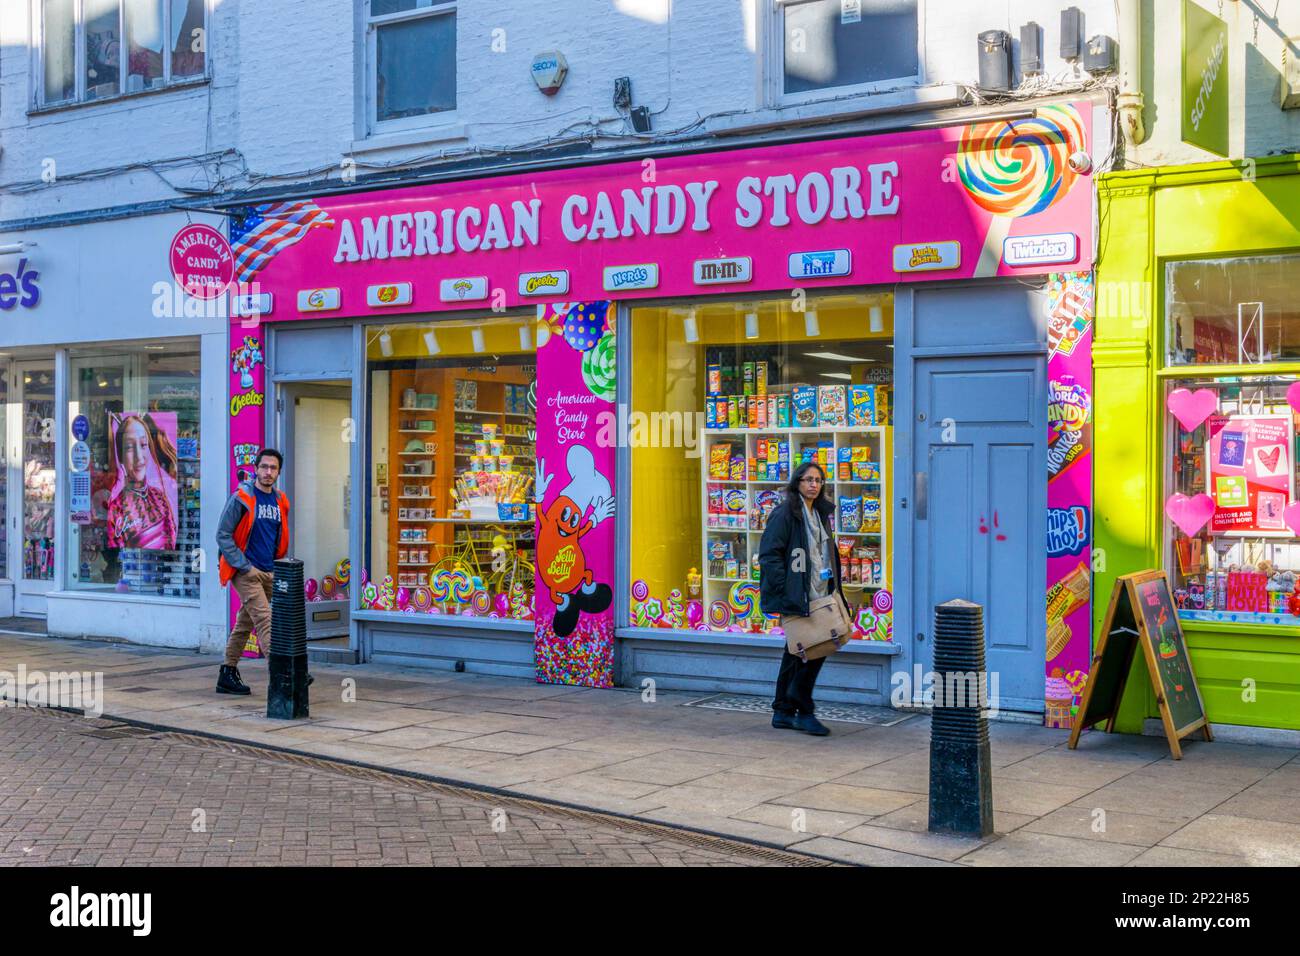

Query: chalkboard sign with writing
[1068,571,1212,759]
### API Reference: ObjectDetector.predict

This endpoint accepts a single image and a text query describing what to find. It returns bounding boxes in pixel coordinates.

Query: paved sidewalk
[3,633,1298,866]
[1,708,811,866]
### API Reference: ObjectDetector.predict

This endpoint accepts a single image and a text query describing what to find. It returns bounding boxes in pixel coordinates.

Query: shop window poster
[1207,414,1294,536]
[534,301,617,688]
[105,411,180,551]
[1044,272,1094,730]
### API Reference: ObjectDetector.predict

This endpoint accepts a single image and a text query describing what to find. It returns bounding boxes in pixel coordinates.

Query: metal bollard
[267,558,309,719]
[927,599,993,837]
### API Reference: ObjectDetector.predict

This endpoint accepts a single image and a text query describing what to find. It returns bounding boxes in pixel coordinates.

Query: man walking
[215,448,289,695]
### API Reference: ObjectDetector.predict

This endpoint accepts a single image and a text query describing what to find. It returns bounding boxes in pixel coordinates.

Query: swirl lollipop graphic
[958,104,1085,277]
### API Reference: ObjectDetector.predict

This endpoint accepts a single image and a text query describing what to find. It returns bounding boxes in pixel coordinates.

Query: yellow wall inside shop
[629,311,703,601]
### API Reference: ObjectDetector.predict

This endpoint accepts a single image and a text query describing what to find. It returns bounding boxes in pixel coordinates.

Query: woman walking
[759,461,848,736]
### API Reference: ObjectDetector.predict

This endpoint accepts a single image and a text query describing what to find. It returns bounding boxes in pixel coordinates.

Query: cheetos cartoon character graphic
[535,446,615,637]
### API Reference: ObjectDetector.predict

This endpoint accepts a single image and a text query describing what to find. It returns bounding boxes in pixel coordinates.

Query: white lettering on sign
[330,163,904,264]
[1190,30,1226,133]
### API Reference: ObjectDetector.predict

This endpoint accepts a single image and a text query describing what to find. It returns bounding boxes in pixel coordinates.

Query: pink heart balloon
[1284,502,1300,537]
[1166,388,1219,432]
[1287,382,1300,415]
[1165,493,1216,537]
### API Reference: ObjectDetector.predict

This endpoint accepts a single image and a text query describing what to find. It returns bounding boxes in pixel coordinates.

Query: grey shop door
[911,354,1047,710]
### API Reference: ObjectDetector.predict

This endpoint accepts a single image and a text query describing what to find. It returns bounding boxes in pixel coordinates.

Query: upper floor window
[773,0,920,102]
[36,0,207,108]
[367,0,457,133]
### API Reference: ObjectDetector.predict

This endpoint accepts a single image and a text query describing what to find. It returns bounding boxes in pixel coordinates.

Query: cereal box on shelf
[848,385,876,427]
[792,386,818,427]
[818,385,847,427]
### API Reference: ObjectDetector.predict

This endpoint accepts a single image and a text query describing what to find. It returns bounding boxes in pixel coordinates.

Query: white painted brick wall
[1,0,1122,224]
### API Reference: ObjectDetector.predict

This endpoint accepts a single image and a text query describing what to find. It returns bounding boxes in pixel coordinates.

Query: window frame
[30,0,211,110]
[364,0,458,137]
[1157,249,1300,634]
[765,0,925,109]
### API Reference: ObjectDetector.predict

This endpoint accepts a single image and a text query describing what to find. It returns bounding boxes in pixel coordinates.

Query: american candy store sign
[234,102,1094,314]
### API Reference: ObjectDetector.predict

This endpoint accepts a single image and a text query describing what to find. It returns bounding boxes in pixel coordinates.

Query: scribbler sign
[1182,0,1229,156]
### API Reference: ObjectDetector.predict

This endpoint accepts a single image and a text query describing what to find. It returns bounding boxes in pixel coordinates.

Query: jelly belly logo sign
[0,257,40,309]
[169,224,233,299]
[1047,506,1089,557]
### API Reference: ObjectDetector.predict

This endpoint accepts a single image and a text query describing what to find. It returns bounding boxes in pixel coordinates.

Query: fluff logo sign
[0,257,40,309]
[1047,506,1089,557]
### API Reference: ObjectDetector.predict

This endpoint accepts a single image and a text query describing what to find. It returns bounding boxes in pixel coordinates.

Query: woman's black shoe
[772,712,797,730]
[793,714,830,736]
[216,665,251,696]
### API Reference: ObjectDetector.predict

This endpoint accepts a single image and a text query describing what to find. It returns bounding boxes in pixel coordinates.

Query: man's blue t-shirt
[244,487,282,572]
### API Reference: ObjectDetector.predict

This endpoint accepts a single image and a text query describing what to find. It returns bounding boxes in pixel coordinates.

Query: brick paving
[2,633,1299,866]
[0,708,822,867]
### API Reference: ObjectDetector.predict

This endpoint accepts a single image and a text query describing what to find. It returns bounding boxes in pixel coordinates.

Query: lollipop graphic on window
[958,104,1086,277]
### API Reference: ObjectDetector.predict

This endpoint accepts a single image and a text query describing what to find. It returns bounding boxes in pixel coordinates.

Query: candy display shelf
[701,424,890,620]
[383,366,535,590]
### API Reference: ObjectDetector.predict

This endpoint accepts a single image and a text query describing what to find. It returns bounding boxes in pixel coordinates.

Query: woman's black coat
[758,493,845,618]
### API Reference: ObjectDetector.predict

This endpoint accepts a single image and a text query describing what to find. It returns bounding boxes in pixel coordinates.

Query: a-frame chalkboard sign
[1068,570,1212,759]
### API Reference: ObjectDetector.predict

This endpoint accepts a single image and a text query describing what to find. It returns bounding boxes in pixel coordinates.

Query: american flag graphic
[229,200,334,283]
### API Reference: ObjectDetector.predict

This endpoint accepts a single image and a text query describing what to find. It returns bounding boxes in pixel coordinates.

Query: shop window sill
[28,77,209,118]
[44,589,199,608]
[352,608,530,632]
[350,124,468,156]
[1180,618,1300,641]
[707,83,962,139]
[616,625,902,653]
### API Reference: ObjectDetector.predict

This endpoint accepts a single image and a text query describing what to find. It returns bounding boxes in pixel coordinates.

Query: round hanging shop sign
[69,440,91,473]
[168,223,234,300]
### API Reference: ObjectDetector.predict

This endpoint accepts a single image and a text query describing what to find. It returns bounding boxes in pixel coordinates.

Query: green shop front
[1095,155,1300,735]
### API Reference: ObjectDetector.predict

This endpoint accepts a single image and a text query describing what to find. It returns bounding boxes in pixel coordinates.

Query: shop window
[629,294,895,640]
[36,0,207,108]
[1167,255,1300,366]
[0,371,6,580]
[774,0,920,101]
[1166,375,1300,625]
[367,0,457,131]
[67,343,201,599]
[363,314,536,621]
[21,367,57,582]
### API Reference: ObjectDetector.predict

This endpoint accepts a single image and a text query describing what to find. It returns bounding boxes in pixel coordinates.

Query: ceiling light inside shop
[804,351,870,363]
[820,372,852,381]
[423,330,441,355]
[744,312,759,339]
[869,305,884,333]
[471,328,486,353]
[519,323,533,351]
[682,309,700,343]
[804,309,820,337]
[379,331,394,357]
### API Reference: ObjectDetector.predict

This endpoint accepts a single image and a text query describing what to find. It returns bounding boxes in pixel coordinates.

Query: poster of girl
[106,411,180,551]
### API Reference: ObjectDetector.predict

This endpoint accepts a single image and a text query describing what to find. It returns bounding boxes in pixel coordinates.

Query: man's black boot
[216,665,251,696]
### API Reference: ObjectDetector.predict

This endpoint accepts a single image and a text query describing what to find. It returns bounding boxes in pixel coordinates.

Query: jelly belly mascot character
[536,445,615,637]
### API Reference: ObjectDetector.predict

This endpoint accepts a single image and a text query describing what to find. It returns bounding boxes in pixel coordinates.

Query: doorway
[911,354,1048,711]
[12,361,57,616]
[279,381,352,639]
